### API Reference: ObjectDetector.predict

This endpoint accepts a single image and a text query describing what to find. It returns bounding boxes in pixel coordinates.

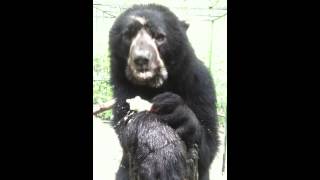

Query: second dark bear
[118,109,198,180]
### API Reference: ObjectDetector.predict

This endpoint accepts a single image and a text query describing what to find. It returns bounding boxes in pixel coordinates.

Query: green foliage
[93,53,114,120]
[211,55,227,125]
[93,81,112,104]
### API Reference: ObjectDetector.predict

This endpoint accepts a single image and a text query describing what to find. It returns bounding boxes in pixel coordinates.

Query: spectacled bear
[109,4,219,180]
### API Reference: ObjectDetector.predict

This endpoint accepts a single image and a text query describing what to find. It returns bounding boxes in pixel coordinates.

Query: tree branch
[93,98,116,115]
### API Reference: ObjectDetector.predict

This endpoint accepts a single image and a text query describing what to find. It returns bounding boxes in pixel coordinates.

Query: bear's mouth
[126,65,155,81]
[125,65,167,88]
[135,69,154,80]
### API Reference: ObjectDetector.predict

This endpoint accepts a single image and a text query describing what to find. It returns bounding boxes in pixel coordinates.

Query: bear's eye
[122,30,131,38]
[155,33,166,45]
[122,30,133,43]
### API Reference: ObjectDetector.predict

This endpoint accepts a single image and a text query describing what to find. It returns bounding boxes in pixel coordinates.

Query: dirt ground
[93,116,227,180]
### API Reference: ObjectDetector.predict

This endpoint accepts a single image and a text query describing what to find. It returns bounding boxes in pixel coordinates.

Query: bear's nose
[133,56,149,66]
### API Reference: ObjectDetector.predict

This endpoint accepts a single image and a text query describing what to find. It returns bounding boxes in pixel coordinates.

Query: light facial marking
[130,15,147,25]
[126,28,168,87]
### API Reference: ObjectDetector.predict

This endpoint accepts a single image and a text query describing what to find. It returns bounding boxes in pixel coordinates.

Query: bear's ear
[180,20,189,31]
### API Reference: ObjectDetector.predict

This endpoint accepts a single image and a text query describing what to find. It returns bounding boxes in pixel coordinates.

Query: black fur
[117,112,192,180]
[109,4,219,180]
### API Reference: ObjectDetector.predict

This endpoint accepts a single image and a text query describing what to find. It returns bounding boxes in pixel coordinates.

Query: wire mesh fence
[93,1,227,179]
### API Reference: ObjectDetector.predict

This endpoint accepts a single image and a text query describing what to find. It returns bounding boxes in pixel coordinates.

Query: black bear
[117,110,196,180]
[109,4,219,180]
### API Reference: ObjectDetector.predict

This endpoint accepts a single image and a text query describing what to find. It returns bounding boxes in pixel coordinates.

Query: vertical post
[208,19,214,73]
[222,106,227,174]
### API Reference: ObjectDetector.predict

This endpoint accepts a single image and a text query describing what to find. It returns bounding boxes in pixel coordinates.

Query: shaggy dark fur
[109,4,219,180]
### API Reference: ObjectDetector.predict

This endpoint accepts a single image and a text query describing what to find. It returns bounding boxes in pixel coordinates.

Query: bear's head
[109,4,191,88]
